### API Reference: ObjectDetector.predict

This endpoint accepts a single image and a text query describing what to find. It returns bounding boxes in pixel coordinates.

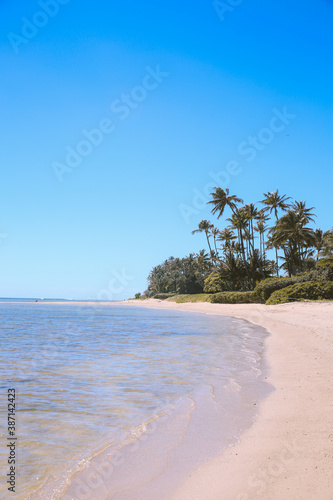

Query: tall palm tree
[260,189,291,219]
[255,220,268,260]
[313,229,325,261]
[290,201,316,261]
[207,187,251,274]
[218,251,247,290]
[255,209,270,260]
[210,226,220,257]
[208,187,244,218]
[260,189,291,275]
[291,200,316,225]
[319,229,333,264]
[268,210,315,276]
[226,210,248,262]
[243,227,252,259]
[191,219,214,259]
[243,203,259,255]
[217,228,236,252]
[196,249,211,269]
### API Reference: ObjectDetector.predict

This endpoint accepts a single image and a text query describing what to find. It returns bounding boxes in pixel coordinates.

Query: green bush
[209,291,258,304]
[134,293,141,299]
[153,293,177,300]
[166,294,212,303]
[308,262,333,281]
[266,281,333,305]
[204,272,228,293]
[255,264,333,303]
[254,277,297,302]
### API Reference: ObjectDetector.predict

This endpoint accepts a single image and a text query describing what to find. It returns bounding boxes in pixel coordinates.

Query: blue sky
[0,0,332,299]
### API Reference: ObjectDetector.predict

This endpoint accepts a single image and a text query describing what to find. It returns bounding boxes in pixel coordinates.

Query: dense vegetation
[266,281,333,305]
[139,188,333,304]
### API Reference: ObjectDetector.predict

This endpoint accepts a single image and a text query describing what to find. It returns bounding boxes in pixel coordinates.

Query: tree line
[145,188,332,296]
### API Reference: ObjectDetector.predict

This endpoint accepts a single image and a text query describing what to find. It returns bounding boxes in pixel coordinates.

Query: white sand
[123,299,333,499]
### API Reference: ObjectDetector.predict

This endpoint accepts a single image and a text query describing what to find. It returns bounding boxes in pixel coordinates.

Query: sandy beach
[122,299,333,500]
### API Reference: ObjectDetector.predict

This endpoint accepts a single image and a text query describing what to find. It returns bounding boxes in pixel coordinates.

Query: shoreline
[120,299,333,499]
[56,303,270,500]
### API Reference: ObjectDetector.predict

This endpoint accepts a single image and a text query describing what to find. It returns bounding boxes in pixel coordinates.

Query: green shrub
[204,272,228,293]
[134,293,141,299]
[209,291,258,304]
[166,294,212,303]
[309,262,333,281]
[254,277,297,302]
[255,264,333,303]
[266,281,333,305]
[153,293,177,300]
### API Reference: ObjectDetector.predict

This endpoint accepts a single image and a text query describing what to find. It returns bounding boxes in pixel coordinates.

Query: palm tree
[226,210,248,263]
[243,227,252,259]
[260,189,291,219]
[210,226,220,257]
[192,220,214,259]
[217,228,236,252]
[291,200,316,225]
[313,229,325,261]
[255,220,269,260]
[255,209,270,260]
[243,203,259,255]
[290,201,316,261]
[260,189,291,275]
[196,249,211,269]
[208,187,244,218]
[319,229,333,264]
[268,210,315,276]
[248,249,275,283]
[207,187,253,280]
[218,251,247,290]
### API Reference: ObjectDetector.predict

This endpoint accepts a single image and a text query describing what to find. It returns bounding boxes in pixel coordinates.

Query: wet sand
[122,299,333,500]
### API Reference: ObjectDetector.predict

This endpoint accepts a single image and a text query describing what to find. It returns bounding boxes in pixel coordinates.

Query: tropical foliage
[145,252,212,296]
[209,291,258,304]
[143,187,332,299]
[266,281,333,305]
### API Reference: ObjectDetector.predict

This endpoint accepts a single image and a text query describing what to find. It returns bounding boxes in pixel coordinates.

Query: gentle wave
[0,303,271,499]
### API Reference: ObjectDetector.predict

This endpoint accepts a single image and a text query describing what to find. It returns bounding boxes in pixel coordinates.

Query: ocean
[0,301,272,499]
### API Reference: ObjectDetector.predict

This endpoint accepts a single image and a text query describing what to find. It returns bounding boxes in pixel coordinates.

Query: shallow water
[0,302,271,499]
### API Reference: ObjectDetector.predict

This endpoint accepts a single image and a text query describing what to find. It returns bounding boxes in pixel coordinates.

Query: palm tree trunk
[274,211,279,277]
[205,231,213,260]
[275,247,279,277]
[251,220,255,257]
[214,236,218,256]
[235,214,251,287]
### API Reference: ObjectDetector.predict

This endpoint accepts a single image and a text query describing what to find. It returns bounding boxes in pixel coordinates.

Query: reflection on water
[0,303,270,499]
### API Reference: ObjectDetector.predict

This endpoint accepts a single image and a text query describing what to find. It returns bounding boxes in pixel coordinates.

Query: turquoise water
[0,302,271,499]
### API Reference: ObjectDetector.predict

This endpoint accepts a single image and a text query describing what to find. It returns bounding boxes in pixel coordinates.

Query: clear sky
[1,0,332,299]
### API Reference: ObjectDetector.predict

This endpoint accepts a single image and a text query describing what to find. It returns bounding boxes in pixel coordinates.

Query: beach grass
[165,294,213,303]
